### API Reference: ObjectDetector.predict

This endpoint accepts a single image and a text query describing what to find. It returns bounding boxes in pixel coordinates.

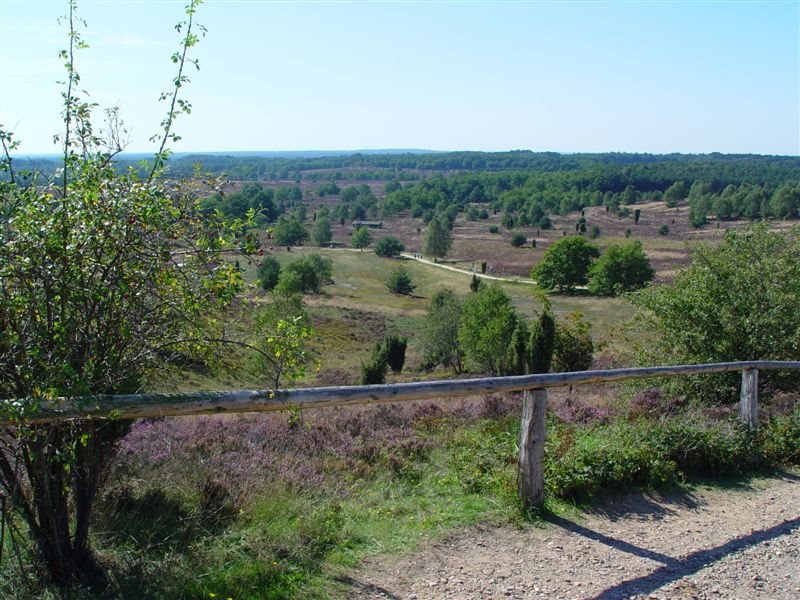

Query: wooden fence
[3,360,799,507]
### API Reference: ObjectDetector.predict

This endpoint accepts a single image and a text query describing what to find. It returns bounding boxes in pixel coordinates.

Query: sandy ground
[348,471,800,600]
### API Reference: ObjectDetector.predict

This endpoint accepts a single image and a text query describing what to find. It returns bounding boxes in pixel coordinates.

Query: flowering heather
[552,397,615,426]
[116,397,508,498]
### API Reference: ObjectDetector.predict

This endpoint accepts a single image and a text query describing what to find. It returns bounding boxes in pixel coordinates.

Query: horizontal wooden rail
[2,360,799,425]
[3,360,799,508]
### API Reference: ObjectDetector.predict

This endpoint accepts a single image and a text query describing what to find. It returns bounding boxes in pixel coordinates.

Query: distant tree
[384,180,402,194]
[621,184,639,205]
[588,240,654,296]
[386,266,416,295]
[274,215,308,246]
[352,226,373,251]
[511,232,527,247]
[340,186,359,203]
[257,255,282,291]
[531,236,600,292]
[469,273,482,292]
[658,224,670,236]
[421,288,463,373]
[588,225,601,239]
[424,215,453,261]
[374,236,405,257]
[771,182,800,219]
[664,181,687,208]
[312,215,332,246]
[282,254,333,293]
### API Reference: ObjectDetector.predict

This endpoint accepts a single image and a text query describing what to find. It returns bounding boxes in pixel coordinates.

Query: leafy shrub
[257,255,281,291]
[510,232,527,247]
[282,254,333,293]
[420,288,463,373]
[532,236,600,292]
[458,284,521,375]
[274,215,308,246]
[633,225,800,403]
[546,408,800,500]
[658,224,670,235]
[489,225,499,234]
[553,312,594,372]
[374,236,405,257]
[351,225,373,250]
[588,240,654,296]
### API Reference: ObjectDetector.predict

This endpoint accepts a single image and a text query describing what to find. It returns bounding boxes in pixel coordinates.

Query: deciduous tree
[531,236,600,292]
[588,240,654,296]
[424,215,452,262]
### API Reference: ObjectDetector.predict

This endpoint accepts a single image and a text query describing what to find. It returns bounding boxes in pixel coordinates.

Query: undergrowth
[2,393,798,599]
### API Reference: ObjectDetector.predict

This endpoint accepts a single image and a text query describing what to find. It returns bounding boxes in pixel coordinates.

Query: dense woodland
[152,151,800,230]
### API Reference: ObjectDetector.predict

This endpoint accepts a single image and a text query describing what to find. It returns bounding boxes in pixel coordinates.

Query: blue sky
[1,0,798,155]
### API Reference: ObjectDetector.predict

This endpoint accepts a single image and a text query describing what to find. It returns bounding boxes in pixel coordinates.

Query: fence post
[518,388,547,509]
[739,368,758,430]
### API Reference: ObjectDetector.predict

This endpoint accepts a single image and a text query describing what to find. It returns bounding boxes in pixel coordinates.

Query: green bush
[360,342,389,384]
[588,240,654,296]
[384,335,408,373]
[510,232,527,247]
[257,255,281,291]
[532,236,600,292]
[545,408,800,501]
[386,266,416,295]
[633,225,800,403]
[374,236,405,258]
[553,312,594,372]
[282,254,333,294]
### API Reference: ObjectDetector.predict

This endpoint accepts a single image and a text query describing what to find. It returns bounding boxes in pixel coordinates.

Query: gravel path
[348,471,800,600]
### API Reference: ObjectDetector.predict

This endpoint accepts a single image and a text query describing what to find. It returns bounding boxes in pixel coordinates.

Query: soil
[348,471,800,600]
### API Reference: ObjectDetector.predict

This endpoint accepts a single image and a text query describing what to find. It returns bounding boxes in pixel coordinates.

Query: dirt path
[348,471,800,600]
[399,253,540,286]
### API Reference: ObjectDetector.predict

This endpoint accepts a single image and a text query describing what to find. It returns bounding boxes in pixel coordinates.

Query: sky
[0,0,798,156]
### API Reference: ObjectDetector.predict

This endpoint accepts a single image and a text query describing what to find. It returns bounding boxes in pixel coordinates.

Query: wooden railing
[3,360,800,507]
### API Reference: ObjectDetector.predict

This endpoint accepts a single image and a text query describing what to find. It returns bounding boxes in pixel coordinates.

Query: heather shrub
[552,398,614,426]
[628,387,683,419]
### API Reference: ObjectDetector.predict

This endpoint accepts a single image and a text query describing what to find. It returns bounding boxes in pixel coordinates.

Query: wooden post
[518,388,547,509]
[739,368,758,430]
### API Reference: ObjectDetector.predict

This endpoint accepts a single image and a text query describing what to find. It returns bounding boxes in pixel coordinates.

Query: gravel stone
[349,470,800,599]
